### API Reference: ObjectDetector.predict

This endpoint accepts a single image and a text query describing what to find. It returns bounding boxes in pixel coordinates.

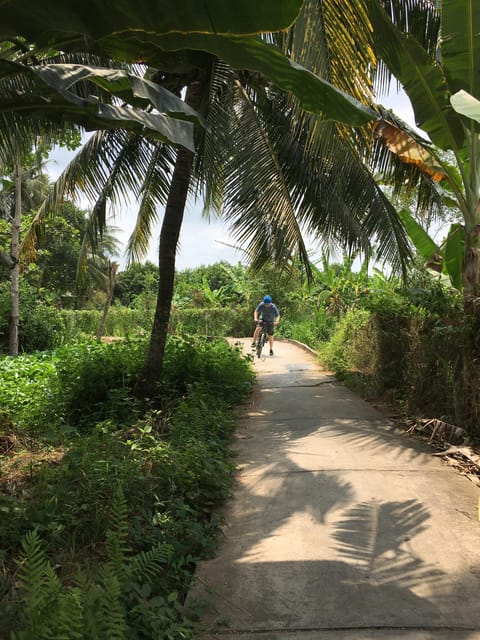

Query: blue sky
[47,87,419,271]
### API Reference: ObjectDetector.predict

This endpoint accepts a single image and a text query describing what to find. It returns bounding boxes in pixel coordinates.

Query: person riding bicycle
[252,295,280,356]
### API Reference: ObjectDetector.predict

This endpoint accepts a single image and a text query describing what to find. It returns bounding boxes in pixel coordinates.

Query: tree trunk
[96,261,118,340]
[9,158,22,356]
[139,80,203,397]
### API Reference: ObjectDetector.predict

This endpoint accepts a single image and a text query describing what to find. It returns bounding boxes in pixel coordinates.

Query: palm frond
[126,142,176,264]
[285,0,377,104]
[364,0,440,98]
[220,79,312,275]
[195,59,237,215]
[333,499,443,588]
[23,129,173,257]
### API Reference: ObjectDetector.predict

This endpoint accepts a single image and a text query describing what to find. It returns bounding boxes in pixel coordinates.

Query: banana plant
[398,207,464,291]
[364,0,480,310]
[0,0,377,132]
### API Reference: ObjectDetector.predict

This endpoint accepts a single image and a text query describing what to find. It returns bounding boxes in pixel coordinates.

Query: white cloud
[113,200,244,270]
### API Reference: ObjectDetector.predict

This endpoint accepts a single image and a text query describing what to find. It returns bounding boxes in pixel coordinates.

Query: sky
[46,86,420,272]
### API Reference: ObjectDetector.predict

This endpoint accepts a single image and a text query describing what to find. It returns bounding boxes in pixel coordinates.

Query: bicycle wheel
[256,333,263,359]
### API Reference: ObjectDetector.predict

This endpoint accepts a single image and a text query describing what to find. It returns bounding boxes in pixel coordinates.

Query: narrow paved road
[187,339,480,639]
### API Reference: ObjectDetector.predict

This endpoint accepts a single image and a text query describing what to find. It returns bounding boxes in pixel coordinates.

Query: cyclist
[252,295,280,356]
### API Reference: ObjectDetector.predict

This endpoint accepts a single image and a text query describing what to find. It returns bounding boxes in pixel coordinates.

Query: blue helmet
[263,295,272,303]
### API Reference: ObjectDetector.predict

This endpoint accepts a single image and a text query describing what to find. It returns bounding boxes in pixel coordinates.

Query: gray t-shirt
[256,302,280,323]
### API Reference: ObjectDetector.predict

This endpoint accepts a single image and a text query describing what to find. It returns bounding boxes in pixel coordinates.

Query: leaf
[102,33,378,126]
[398,208,439,261]
[374,119,447,182]
[0,2,378,127]
[0,60,196,149]
[0,0,304,43]
[441,0,480,98]
[34,64,207,127]
[450,90,480,124]
[363,0,464,151]
[443,223,464,290]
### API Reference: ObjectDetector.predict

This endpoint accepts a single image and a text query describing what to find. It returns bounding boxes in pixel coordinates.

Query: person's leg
[252,324,261,345]
[268,324,274,355]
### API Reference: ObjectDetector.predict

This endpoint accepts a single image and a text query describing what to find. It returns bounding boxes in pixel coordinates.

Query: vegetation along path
[187,339,480,639]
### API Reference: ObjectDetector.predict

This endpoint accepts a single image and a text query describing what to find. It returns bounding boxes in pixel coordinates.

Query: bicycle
[255,320,269,359]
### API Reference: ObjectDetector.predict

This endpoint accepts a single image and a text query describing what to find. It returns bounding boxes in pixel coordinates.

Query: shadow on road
[188,341,480,638]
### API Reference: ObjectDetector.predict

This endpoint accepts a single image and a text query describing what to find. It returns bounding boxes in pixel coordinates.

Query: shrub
[0,281,65,353]
[54,339,146,429]
[170,306,251,338]
[318,309,373,379]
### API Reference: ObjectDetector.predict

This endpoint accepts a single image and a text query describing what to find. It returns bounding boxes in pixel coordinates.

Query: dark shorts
[258,321,274,336]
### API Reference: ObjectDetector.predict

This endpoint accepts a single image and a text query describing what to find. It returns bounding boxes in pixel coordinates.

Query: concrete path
[187,339,480,639]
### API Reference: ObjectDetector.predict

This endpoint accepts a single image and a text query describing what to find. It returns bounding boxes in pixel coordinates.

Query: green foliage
[0,339,146,434]
[174,261,249,308]
[29,201,89,300]
[1,337,254,637]
[0,280,66,353]
[54,339,146,430]
[11,488,192,640]
[114,261,158,307]
[59,307,153,340]
[162,336,254,403]
[170,306,251,338]
[0,350,60,431]
[319,309,373,379]
[278,307,336,349]
[316,267,465,424]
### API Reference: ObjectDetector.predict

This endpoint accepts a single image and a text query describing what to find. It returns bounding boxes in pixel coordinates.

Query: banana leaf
[0,60,196,148]
[0,0,377,127]
[0,0,303,42]
[443,223,464,291]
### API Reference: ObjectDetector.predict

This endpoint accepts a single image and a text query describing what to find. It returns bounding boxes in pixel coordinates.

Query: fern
[125,543,174,585]
[14,530,60,639]
[11,483,193,639]
[52,589,84,640]
[16,529,51,618]
[96,566,127,640]
[13,530,84,640]
[105,484,129,576]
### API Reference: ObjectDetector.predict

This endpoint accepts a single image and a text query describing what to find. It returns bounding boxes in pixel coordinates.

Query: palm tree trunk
[140,80,203,396]
[9,157,22,356]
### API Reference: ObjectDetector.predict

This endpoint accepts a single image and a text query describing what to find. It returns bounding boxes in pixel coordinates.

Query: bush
[318,309,373,378]
[0,281,66,353]
[170,306,251,338]
[0,339,147,435]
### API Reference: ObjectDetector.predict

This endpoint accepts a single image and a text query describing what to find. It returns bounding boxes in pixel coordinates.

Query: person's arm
[254,304,260,322]
[274,306,280,324]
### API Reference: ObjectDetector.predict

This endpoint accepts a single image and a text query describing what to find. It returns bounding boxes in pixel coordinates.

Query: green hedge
[170,306,252,338]
[319,306,464,424]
